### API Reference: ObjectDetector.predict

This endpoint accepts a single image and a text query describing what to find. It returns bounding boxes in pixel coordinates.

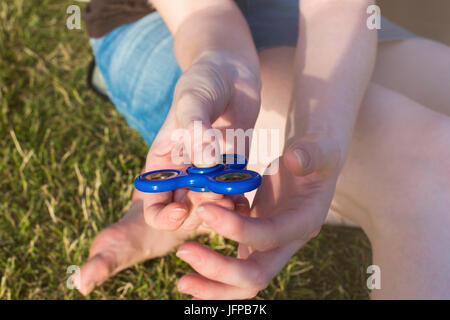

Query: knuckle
[144,206,177,231]
[176,85,215,115]
[256,239,275,252]
[207,264,223,282]
[248,263,270,292]
[227,218,245,239]
[180,215,202,231]
[210,256,228,279]
[309,225,322,240]
[245,289,261,299]
[180,222,198,231]
[300,216,323,242]
[254,219,278,251]
[219,198,235,210]
[95,251,118,274]
[305,218,323,241]
[143,209,156,228]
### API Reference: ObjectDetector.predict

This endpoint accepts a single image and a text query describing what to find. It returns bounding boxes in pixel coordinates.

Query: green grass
[0,0,372,299]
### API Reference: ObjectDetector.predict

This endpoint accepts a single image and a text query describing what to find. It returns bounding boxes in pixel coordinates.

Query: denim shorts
[90,0,416,146]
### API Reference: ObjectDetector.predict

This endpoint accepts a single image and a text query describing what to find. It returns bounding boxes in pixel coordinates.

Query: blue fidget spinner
[134,154,261,195]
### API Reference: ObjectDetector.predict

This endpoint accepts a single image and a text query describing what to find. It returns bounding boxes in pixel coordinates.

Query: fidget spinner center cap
[187,164,224,175]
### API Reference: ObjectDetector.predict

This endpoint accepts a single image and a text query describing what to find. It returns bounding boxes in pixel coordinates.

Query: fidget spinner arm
[134,154,261,195]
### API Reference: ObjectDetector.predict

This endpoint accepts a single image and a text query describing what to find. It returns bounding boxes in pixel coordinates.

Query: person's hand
[174,135,342,299]
[141,49,261,231]
[76,145,250,295]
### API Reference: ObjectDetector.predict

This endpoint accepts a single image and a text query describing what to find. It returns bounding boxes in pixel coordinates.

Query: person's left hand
[174,135,342,299]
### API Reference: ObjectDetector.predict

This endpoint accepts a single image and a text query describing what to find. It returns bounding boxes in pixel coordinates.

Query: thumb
[175,93,223,168]
[173,61,233,167]
[283,135,342,176]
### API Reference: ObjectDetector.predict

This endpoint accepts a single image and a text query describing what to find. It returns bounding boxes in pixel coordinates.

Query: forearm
[287,0,377,170]
[150,0,259,74]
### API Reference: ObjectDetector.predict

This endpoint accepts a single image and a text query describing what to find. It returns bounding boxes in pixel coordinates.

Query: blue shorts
[90,0,415,146]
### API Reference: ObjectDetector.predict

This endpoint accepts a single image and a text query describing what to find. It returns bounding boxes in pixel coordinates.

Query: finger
[237,243,251,259]
[143,202,189,231]
[145,109,185,166]
[188,192,248,214]
[189,191,225,205]
[181,192,235,231]
[174,70,231,167]
[196,203,321,251]
[182,119,221,167]
[174,62,232,130]
[178,274,259,300]
[77,251,114,295]
[231,194,251,216]
[150,138,179,158]
[176,242,267,290]
[78,206,145,295]
[141,118,191,229]
[177,241,303,300]
[283,135,341,177]
[195,203,275,251]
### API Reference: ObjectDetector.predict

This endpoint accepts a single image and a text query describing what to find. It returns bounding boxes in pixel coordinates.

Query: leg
[333,83,450,298]
[373,38,450,116]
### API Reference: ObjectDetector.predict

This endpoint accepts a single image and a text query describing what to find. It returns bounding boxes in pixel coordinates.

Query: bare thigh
[374,38,450,116]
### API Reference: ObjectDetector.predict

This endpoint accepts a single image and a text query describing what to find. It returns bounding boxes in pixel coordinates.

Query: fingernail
[170,208,187,222]
[194,142,219,168]
[176,250,202,266]
[236,202,247,209]
[82,282,95,295]
[176,249,190,258]
[293,148,310,170]
[178,281,200,297]
[195,206,217,223]
[177,279,189,292]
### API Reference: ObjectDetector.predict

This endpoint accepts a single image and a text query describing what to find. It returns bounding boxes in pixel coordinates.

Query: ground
[0,0,372,299]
